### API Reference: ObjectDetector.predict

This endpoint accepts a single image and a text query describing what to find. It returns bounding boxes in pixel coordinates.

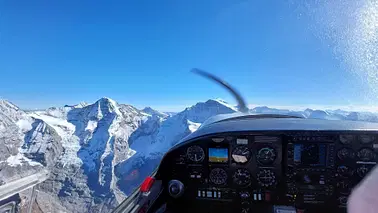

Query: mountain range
[1,97,378,212]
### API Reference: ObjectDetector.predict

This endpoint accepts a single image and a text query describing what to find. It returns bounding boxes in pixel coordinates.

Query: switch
[190,174,195,178]
[265,192,271,201]
[213,191,217,198]
[253,194,257,200]
[207,191,212,198]
[258,194,262,201]
[218,192,221,198]
[202,191,206,197]
[198,190,201,197]
[196,175,201,178]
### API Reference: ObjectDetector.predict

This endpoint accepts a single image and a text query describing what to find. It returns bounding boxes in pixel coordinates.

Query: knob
[337,165,354,178]
[241,208,250,213]
[240,192,250,199]
[339,196,348,205]
[336,180,351,194]
[357,165,370,178]
[168,180,184,198]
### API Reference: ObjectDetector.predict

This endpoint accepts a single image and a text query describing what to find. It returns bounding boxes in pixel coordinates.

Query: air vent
[254,136,280,143]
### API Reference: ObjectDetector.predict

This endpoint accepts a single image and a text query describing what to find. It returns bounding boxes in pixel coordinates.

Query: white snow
[16,118,33,132]
[26,112,83,167]
[213,98,238,111]
[187,120,201,132]
[6,153,42,167]
[107,98,122,116]
[85,120,98,132]
[29,112,75,135]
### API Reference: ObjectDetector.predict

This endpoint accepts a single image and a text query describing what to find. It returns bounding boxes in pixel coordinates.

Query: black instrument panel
[156,131,378,213]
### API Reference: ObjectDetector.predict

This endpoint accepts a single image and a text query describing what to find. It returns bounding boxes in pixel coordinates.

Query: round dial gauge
[359,135,375,144]
[357,148,376,161]
[209,168,227,185]
[257,169,276,187]
[339,135,354,144]
[186,145,205,162]
[233,169,251,186]
[232,146,251,164]
[357,165,370,178]
[256,147,276,165]
[337,165,354,178]
[337,148,355,160]
[336,180,352,194]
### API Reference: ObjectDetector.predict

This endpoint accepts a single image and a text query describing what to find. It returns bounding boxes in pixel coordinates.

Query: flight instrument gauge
[357,148,375,161]
[257,169,276,187]
[337,148,355,160]
[336,180,352,194]
[210,168,228,185]
[256,147,276,165]
[233,169,251,186]
[339,135,354,145]
[232,146,251,164]
[359,135,375,144]
[337,165,354,178]
[186,145,205,162]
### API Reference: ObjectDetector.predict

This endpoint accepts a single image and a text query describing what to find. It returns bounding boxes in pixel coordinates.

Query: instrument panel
[157,131,378,213]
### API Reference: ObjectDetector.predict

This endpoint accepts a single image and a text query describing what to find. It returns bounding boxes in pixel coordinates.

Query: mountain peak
[96,97,116,104]
[88,97,122,118]
[205,99,237,111]
[0,99,19,111]
[142,107,168,117]
[74,102,88,108]
[180,99,237,123]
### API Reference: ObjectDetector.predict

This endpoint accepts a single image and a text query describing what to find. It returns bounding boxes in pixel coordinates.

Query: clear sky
[1,0,377,111]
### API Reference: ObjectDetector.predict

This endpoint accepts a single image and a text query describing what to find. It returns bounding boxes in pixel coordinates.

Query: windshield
[0,0,377,212]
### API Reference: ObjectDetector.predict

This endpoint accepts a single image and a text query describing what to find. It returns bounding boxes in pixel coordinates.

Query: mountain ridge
[2,97,378,212]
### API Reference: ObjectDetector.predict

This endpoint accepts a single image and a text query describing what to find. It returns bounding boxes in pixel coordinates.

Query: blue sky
[0,0,375,111]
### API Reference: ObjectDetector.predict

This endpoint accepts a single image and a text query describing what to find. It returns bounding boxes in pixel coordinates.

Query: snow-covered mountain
[249,106,378,122]
[2,98,378,212]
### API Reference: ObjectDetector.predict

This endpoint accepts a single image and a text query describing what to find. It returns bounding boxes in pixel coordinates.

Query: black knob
[241,208,250,213]
[339,196,348,205]
[168,180,184,198]
[169,185,179,195]
[240,192,250,199]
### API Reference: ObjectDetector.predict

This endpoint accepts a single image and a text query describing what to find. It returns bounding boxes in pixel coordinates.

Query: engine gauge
[359,135,375,144]
[339,135,354,145]
[233,169,251,186]
[209,168,228,185]
[232,146,251,164]
[186,145,205,162]
[256,147,276,165]
[357,148,376,161]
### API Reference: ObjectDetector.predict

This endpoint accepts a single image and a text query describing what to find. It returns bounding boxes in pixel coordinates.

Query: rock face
[3,97,378,212]
[21,119,63,168]
[0,100,42,184]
